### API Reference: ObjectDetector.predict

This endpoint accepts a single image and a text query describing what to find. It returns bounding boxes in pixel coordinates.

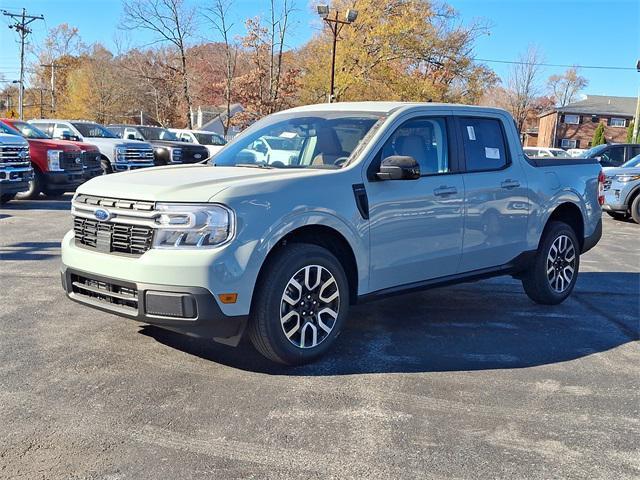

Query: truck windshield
[72,122,118,138]
[579,144,607,158]
[194,132,225,146]
[213,111,383,169]
[0,122,21,135]
[138,127,179,141]
[9,120,50,139]
[621,155,640,168]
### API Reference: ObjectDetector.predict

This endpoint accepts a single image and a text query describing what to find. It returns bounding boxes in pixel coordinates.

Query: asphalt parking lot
[0,196,638,479]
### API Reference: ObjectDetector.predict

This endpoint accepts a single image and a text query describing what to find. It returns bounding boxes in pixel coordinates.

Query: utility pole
[633,60,640,143]
[2,8,45,120]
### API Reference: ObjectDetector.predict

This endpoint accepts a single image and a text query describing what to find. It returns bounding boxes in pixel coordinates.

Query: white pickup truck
[0,126,33,204]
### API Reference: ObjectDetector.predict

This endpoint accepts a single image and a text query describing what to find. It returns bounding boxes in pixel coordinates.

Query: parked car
[523,147,571,158]
[5,119,103,182]
[602,154,640,223]
[579,143,640,168]
[566,148,587,158]
[107,125,209,165]
[1,119,102,199]
[61,102,603,365]
[0,123,33,205]
[169,128,227,158]
[29,119,155,174]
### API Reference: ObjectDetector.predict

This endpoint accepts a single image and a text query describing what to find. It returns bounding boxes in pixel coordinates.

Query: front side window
[72,122,118,138]
[609,118,626,128]
[601,147,625,166]
[460,117,508,172]
[213,111,382,169]
[378,117,449,175]
[564,114,580,125]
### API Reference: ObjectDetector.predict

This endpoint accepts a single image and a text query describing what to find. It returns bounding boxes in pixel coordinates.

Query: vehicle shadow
[0,195,72,211]
[140,271,639,376]
[0,241,60,260]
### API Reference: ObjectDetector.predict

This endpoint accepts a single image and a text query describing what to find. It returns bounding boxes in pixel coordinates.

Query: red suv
[1,119,102,199]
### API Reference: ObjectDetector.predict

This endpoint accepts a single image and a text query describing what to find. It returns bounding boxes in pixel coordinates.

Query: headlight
[152,203,234,249]
[47,150,63,171]
[171,148,182,163]
[114,146,127,163]
[615,174,640,183]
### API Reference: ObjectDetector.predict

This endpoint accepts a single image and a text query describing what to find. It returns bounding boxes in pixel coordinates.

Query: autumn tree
[547,68,588,107]
[297,0,496,105]
[504,46,543,133]
[203,0,239,135]
[122,0,197,128]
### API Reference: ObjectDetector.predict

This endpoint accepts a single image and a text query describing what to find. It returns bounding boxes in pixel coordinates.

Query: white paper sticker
[466,126,476,140]
[485,147,500,159]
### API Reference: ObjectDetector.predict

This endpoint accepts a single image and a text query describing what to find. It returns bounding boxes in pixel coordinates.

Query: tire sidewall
[254,245,350,364]
[15,170,42,200]
[631,195,640,224]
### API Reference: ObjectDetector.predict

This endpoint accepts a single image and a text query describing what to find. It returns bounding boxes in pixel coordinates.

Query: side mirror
[61,133,72,141]
[127,133,136,140]
[376,156,420,180]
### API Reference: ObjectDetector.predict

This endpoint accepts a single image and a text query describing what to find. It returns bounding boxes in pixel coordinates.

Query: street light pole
[633,60,640,143]
[317,5,358,103]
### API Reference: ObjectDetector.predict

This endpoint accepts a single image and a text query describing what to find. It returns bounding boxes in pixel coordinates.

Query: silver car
[602,154,640,223]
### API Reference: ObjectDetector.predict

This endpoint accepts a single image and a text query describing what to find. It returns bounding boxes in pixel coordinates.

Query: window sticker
[485,147,500,159]
[466,126,476,141]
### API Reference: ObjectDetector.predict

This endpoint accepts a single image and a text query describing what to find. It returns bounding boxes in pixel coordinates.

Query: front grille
[74,194,155,211]
[123,148,154,162]
[0,144,30,164]
[74,217,154,255]
[82,151,101,169]
[181,146,209,164]
[60,151,83,171]
[70,273,138,313]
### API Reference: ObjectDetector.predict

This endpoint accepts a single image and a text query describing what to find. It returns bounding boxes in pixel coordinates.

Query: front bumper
[113,161,155,172]
[0,166,33,195]
[83,165,103,181]
[44,170,85,190]
[61,266,248,346]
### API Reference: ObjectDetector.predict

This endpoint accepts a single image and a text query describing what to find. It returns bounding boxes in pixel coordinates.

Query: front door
[366,116,465,292]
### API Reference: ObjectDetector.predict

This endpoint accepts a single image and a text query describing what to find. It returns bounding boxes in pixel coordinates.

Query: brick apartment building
[537,95,636,149]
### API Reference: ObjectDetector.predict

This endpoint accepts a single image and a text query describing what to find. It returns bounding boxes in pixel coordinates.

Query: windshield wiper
[232,163,276,169]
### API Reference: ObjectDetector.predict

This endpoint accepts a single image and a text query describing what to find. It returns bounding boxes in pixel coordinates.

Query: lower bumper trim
[61,267,248,346]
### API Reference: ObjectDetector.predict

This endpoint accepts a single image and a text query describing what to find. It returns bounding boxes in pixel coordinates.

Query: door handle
[434,186,458,196]
[501,179,520,189]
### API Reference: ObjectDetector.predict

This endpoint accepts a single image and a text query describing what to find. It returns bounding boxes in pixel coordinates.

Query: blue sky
[1,0,638,98]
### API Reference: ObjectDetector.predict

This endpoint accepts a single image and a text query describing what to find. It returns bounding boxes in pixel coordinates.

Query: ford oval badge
[94,208,111,222]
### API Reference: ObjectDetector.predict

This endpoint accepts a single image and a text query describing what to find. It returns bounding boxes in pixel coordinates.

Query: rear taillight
[598,170,605,206]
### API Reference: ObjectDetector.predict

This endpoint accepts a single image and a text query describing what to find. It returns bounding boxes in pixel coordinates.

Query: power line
[474,58,636,71]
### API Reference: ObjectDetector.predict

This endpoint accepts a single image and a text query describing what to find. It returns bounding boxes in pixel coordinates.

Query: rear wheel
[606,211,628,221]
[45,188,66,198]
[15,170,43,200]
[248,244,349,365]
[631,195,640,224]
[522,221,580,305]
[101,158,113,175]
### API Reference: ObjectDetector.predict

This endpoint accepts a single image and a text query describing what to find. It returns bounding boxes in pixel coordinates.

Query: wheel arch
[543,202,585,251]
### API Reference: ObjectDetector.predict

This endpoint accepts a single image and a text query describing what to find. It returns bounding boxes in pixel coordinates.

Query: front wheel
[248,244,349,365]
[15,170,43,200]
[0,193,15,205]
[630,195,640,224]
[521,221,580,305]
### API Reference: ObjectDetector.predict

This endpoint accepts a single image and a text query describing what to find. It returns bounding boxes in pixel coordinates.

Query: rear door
[366,114,465,291]
[456,115,529,272]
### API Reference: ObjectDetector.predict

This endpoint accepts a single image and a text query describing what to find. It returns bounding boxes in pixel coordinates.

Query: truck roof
[284,101,509,116]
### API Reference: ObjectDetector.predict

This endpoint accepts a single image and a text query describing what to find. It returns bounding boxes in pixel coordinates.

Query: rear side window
[460,118,509,171]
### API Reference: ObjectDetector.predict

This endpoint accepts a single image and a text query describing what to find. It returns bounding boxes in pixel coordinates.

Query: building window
[561,139,577,148]
[609,118,626,128]
[563,114,580,124]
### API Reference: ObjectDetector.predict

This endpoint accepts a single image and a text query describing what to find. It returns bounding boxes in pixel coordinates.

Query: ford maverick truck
[61,102,603,365]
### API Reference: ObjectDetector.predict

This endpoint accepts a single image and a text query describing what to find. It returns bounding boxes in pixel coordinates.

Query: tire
[631,194,640,224]
[15,170,43,200]
[522,221,580,305]
[0,193,15,205]
[248,244,350,365]
[101,158,113,175]
[606,211,628,221]
[45,189,66,198]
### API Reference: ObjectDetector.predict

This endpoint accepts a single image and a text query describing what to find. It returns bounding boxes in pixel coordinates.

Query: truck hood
[76,164,318,202]
[0,133,28,146]
[84,137,152,151]
[28,138,82,152]
[603,166,640,176]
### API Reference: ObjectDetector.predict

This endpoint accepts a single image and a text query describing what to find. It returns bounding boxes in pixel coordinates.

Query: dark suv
[107,125,209,166]
[580,143,640,168]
